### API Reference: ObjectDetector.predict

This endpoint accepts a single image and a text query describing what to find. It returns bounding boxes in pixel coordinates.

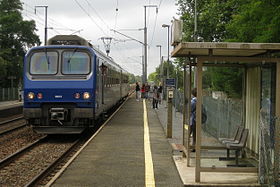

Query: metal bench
[219,126,244,159]
[225,129,249,167]
[219,125,244,144]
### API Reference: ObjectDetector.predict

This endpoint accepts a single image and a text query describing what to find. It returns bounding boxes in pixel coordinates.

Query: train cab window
[62,51,90,74]
[30,51,58,75]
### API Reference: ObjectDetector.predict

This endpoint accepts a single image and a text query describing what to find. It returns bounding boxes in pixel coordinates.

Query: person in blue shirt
[190,88,197,152]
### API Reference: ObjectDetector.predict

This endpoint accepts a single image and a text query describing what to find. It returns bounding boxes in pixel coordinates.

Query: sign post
[166,78,175,138]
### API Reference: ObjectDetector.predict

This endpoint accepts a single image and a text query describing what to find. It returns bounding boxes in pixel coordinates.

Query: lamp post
[156,45,163,83]
[162,24,170,78]
[144,5,158,83]
[35,5,48,45]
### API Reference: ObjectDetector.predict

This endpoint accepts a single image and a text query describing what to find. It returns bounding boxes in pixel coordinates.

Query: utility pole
[35,5,48,45]
[162,24,170,78]
[144,5,158,83]
[156,45,162,83]
[141,54,145,84]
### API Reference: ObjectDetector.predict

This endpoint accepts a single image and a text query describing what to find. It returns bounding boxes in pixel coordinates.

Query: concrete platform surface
[153,100,260,187]
[50,97,183,187]
[173,156,259,187]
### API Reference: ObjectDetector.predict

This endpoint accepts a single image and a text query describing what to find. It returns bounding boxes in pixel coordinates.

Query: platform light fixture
[162,24,170,78]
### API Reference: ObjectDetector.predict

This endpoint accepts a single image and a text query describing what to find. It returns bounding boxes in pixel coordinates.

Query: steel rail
[25,138,80,187]
[0,115,24,125]
[0,136,48,169]
[0,123,26,136]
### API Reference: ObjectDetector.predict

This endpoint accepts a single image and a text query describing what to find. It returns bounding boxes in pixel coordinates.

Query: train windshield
[30,51,58,74]
[62,51,90,74]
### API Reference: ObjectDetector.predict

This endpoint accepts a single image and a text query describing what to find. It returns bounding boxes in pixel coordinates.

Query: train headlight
[27,92,35,100]
[37,93,43,99]
[83,92,90,99]
[74,93,80,99]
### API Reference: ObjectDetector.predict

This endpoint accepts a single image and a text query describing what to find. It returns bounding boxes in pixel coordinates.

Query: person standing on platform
[158,83,163,104]
[135,82,140,101]
[144,83,150,99]
[152,85,159,109]
[190,88,197,152]
[141,84,145,98]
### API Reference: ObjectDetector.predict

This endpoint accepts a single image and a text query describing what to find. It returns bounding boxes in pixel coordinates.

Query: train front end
[23,45,96,134]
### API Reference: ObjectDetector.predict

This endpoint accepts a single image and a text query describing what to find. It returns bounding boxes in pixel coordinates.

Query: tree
[0,0,40,87]
[177,0,243,42]
[226,0,280,42]
[157,0,280,97]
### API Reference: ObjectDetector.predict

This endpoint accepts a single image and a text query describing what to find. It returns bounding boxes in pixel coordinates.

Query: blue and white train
[23,35,130,134]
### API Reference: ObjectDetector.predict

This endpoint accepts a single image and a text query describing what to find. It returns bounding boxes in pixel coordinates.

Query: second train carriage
[23,35,130,134]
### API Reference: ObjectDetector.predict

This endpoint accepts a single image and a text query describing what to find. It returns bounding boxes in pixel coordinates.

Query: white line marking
[143,100,156,187]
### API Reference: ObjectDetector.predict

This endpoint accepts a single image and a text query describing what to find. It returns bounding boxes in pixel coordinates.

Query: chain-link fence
[0,88,21,101]
[172,90,243,140]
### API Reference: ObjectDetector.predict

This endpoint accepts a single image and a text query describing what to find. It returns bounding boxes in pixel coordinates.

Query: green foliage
[175,0,280,98]
[226,0,280,42]
[148,60,184,89]
[128,73,141,84]
[148,72,157,82]
[205,67,243,98]
[0,0,40,87]
[177,0,243,42]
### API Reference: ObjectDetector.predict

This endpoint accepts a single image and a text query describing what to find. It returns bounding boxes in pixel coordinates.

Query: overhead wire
[84,0,111,32]
[158,0,163,8]
[21,0,142,75]
[114,0,119,30]
[74,0,108,36]
[21,2,73,35]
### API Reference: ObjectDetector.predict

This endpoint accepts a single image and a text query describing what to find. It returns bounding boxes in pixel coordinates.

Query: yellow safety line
[143,100,156,187]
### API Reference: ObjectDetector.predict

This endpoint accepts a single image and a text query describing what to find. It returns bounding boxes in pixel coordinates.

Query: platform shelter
[171,42,280,186]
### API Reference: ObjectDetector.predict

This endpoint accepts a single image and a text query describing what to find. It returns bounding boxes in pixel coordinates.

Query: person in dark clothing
[144,83,150,99]
[152,85,159,109]
[190,88,197,152]
[135,82,140,101]
[158,84,163,104]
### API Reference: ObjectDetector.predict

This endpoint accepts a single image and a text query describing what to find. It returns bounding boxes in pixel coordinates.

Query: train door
[100,60,106,105]
[95,58,102,115]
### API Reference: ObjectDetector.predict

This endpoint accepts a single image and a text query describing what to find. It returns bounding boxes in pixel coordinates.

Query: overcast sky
[21,0,179,76]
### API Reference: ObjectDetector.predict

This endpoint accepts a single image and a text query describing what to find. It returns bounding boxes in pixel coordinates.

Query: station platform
[0,100,22,111]
[49,95,183,187]
[0,100,23,119]
[48,95,259,187]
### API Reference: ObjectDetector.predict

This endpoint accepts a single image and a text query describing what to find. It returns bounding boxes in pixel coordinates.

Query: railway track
[0,96,129,186]
[0,115,26,135]
[0,135,81,186]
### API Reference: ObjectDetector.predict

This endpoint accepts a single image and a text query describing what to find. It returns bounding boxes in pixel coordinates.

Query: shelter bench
[220,128,249,167]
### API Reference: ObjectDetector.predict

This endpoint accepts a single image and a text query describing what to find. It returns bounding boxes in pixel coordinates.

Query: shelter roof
[171,42,280,57]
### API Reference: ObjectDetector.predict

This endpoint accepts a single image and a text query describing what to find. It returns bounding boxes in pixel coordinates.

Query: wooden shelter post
[195,58,203,182]
[274,62,280,184]
[186,58,192,166]
[183,59,187,148]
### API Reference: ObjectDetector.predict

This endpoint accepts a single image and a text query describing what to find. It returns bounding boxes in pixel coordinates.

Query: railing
[172,90,243,139]
[0,88,21,101]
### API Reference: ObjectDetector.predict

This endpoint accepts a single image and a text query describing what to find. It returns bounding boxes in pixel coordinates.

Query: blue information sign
[166,78,176,87]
